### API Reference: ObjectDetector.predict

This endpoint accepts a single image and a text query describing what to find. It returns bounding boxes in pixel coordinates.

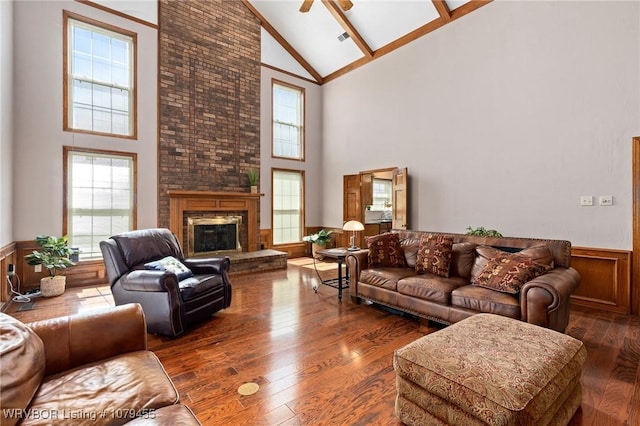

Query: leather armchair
[100,228,232,337]
[0,304,200,425]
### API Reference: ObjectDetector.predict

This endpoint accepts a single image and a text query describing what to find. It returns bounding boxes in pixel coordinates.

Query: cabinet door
[343,174,362,222]
[364,224,380,237]
[392,167,408,230]
[361,173,373,209]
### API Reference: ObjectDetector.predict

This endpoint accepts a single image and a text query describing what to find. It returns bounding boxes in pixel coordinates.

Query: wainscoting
[2,238,635,315]
[570,247,632,314]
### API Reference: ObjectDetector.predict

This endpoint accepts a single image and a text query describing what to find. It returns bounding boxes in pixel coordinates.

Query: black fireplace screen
[188,216,242,256]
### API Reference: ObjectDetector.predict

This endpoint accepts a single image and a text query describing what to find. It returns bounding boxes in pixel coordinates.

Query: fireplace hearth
[188,216,242,257]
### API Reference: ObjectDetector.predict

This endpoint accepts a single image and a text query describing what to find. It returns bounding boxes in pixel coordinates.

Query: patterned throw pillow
[473,253,549,294]
[415,234,454,277]
[366,233,407,268]
[470,244,554,284]
[145,256,194,280]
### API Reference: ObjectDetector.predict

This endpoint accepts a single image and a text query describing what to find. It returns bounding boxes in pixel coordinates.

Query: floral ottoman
[393,314,586,425]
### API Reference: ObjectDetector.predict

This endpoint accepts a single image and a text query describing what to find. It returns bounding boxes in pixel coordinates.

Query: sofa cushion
[397,275,468,304]
[360,268,417,291]
[179,274,224,301]
[471,245,554,284]
[400,236,421,269]
[145,256,194,280]
[0,314,46,426]
[366,233,407,268]
[450,242,477,279]
[451,285,521,319]
[415,234,454,277]
[473,253,550,294]
[25,351,179,426]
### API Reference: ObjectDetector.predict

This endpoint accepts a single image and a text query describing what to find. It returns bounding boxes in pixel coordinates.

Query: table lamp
[343,220,364,251]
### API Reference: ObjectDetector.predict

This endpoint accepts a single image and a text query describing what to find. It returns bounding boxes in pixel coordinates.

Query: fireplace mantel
[168,191,263,252]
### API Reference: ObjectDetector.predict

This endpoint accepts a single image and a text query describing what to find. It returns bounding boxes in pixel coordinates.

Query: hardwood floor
[4,258,640,425]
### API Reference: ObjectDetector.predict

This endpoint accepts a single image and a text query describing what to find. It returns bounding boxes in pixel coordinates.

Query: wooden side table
[313,248,350,302]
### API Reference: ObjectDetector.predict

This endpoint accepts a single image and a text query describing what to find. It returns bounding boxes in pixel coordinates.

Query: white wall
[260,67,323,229]
[0,0,13,247]
[322,1,639,249]
[12,1,158,241]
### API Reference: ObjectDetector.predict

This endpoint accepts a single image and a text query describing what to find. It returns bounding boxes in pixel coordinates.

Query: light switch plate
[580,196,593,206]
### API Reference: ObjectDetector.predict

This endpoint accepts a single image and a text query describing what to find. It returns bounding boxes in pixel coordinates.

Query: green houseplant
[303,229,333,259]
[465,226,503,237]
[24,235,78,297]
[247,169,259,193]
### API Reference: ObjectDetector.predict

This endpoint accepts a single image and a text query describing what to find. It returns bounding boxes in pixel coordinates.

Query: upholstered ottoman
[393,314,586,426]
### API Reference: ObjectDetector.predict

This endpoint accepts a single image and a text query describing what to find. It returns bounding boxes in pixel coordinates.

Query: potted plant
[247,168,259,193]
[465,226,503,237]
[303,229,333,259]
[24,235,78,297]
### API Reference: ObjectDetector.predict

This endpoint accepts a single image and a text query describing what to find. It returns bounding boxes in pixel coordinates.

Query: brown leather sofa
[0,304,200,425]
[100,228,232,337]
[346,230,580,333]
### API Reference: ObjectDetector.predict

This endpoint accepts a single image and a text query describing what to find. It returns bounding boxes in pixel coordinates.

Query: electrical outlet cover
[599,195,613,206]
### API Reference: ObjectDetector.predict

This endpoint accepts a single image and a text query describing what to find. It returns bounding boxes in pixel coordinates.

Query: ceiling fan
[299,0,353,13]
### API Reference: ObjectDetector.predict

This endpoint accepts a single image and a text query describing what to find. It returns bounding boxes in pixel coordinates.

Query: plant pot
[250,185,258,193]
[312,243,329,259]
[40,275,66,297]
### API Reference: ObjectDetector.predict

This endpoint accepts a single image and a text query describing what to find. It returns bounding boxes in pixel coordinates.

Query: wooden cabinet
[344,167,408,247]
[364,222,392,238]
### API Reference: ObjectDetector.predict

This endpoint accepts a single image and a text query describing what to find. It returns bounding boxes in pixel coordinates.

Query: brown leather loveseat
[346,230,580,333]
[0,304,200,425]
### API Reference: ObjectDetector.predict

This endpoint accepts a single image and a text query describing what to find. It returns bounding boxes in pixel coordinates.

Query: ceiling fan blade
[299,0,313,13]
[337,0,353,11]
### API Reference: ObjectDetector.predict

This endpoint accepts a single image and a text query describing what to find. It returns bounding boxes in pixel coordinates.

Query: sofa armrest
[28,304,147,376]
[346,250,369,289]
[183,256,230,275]
[520,267,580,333]
[119,270,179,292]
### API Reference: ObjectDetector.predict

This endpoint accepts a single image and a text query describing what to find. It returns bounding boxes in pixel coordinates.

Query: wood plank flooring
[4,258,640,425]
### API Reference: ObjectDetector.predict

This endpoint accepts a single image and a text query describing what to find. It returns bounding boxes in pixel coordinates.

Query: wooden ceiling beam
[299,0,313,13]
[432,0,452,23]
[241,0,324,84]
[322,0,373,58]
[323,0,493,84]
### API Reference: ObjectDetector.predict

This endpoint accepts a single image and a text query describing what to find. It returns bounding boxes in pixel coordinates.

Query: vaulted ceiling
[243,0,492,84]
[86,0,492,85]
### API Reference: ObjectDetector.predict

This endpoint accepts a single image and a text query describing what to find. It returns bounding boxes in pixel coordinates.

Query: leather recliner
[100,228,232,337]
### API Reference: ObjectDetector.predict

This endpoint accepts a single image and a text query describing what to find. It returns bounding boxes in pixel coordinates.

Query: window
[372,178,392,210]
[272,169,304,244]
[272,80,304,160]
[64,11,136,138]
[63,147,137,260]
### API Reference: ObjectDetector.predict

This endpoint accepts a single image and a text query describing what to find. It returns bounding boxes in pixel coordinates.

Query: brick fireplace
[169,191,262,254]
[158,1,261,229]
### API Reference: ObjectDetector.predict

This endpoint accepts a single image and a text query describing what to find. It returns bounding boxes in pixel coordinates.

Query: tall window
[272,169,304,245]
[273,80,304,160]
[64,147,137,260]
[64,11,136,138]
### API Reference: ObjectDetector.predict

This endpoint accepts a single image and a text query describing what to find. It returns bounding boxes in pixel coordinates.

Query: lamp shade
[343,220,364,231]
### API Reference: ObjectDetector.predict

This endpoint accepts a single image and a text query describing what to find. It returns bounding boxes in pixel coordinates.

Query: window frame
[271,168,306,246]
[271,79,305,161]
[63,10,138,140]
[63,146,138,260]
